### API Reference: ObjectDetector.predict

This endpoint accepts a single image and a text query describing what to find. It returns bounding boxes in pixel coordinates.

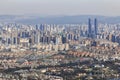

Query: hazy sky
[0,0,119,16]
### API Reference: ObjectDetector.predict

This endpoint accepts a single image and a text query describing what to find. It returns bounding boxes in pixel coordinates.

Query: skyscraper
[88,18,98,39]
[88,18,92,38]
[94,18,98,35]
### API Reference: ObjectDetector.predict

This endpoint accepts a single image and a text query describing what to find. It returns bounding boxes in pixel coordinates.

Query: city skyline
[0,0,120,80]
[0,0,120,16]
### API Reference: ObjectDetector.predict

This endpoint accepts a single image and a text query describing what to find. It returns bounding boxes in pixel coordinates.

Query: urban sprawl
[0,18,120,80]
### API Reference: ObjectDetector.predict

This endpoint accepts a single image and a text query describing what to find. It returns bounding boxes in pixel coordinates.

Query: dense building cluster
[0,18,120,79]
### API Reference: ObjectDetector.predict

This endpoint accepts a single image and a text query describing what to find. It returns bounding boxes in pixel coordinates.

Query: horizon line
[0,14,119,17]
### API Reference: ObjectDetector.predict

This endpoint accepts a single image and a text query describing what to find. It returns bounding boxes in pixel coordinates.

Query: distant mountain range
[0,15,120,24]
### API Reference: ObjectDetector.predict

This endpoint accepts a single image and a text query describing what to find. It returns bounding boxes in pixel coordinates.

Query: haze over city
[0,0,120,80]
[0,0,120,16]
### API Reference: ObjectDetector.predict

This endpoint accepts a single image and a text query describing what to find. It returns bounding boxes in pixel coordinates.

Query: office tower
[40,24,44,31]
[88,18,92,38]
[94,18,98,35]
[13,37,16,44]
[36,24,40,30]
[111,35,116,42]
[46,37,50,44]
[62,34,67,44]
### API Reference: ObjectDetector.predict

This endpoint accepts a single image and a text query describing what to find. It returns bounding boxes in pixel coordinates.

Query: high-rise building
[88,18,98,39]
[88,18,92,38]
[94,18,98,36]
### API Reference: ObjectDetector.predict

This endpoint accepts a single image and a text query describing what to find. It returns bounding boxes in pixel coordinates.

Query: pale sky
[0,0,119,16]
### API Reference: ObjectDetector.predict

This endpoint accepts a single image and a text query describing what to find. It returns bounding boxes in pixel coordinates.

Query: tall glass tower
[94,18,98,35]
[88,18,92,38]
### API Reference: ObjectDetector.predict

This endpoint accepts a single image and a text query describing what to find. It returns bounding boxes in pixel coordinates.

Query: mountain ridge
[0,15,120,24]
